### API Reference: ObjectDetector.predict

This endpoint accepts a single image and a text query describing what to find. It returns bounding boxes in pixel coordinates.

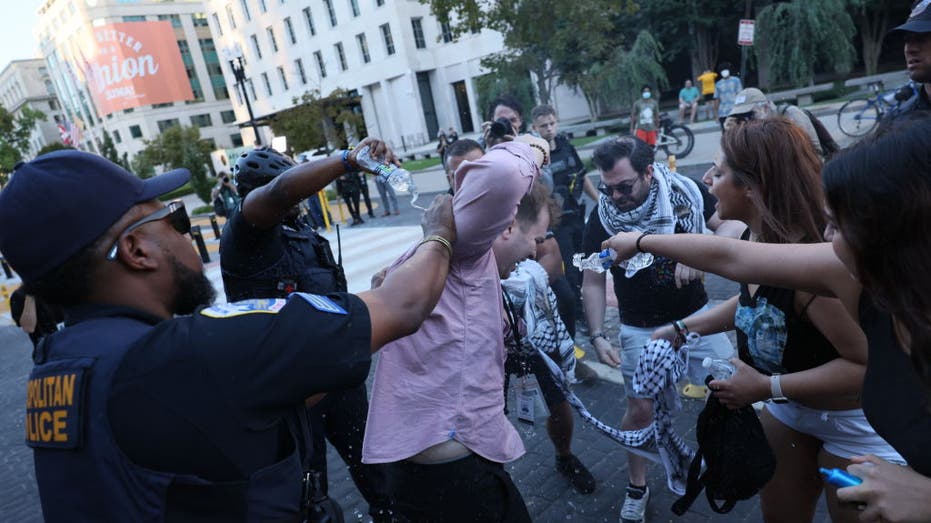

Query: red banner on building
[74,21,193,116]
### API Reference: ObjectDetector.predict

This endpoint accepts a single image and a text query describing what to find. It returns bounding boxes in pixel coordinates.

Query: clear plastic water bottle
[702,357,736,380]
[354,145,424,209]
[572,248,617,273]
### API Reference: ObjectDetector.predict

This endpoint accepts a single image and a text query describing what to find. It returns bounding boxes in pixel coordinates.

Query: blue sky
[1,2,41,72]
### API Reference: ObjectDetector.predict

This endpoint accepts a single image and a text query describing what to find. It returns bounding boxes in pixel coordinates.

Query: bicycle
[836,81,912,137]
[655,113,694,159]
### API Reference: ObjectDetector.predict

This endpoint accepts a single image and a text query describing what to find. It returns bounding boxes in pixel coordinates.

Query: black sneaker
[556,454,596,494]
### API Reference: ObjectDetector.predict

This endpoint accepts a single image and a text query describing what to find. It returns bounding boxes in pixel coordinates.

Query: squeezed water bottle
[572,248,617,273]
[354,145,423,208]
[702,357,736,380]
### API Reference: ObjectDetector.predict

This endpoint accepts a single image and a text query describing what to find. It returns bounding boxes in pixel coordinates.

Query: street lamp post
[226,52,262,146]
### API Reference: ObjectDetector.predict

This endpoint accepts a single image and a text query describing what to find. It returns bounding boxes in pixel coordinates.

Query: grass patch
[570,135,606,148]
[401,157,442,172]
[192,205,214,215]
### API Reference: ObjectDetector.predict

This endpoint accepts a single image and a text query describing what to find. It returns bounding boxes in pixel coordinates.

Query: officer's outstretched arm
[358,194,455,352]
[242,137,397,230]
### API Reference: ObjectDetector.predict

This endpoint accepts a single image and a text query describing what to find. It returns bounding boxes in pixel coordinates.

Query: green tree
[137,125,214,203]
[847,0,912,76]
[99,130,120,165]
[269,88,365,153]
[36,142,73,156]
[473,58,536,121]
[0,105,46,186]
[756,0,856,86]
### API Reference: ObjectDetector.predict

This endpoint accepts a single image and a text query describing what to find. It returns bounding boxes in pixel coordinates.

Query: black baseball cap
[0,150,190,285]
[891,0,931,34]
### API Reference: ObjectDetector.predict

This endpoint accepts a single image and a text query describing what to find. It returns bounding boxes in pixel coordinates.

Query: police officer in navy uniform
[884,1,931,123]
[220,144,388,520]
[0,147,455,522]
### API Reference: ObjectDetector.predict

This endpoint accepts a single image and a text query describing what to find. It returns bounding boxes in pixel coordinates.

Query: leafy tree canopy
[0,105,46,186]
[269,88,365,154]
[137,125,214,203]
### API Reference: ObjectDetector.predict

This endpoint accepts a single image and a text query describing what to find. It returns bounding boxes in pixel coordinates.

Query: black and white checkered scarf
[598,162,707,236]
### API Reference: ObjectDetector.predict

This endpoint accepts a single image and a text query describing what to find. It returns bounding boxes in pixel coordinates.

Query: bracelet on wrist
[589,332,607,344]
[673,319,689,337]
[419,235,453,257]
[341,149,356,172]
[636,231,653,253]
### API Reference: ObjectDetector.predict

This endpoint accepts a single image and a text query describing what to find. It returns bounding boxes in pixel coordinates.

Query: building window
[258,0,267,13]
[261,72,273,96]
[240,0,251,21]
[158,14,182,28]
[199,37,229,101]
[334,42,348,71]
[250,34,262,59]
[178,39,204,102]
[193,12,209,27]
[349,0,360,17]
[221,110,237,123]
[190,113,213,127]
[267,26,278,52]
[153,102,174,109]
[380,23,395,55]
[113,130,122,143]
[247,78,257,100]
[210,12,223,35]
[323,0,337,27]
[284,17,296,44]
[314,51,326,78]
[226,5,237,29]
[411,18,425,49]
[440,21,453,43]
[356,33,370,63]
[123,15,146,22]
[303,7,316,36]
[295,58,307,84]
[231,134,244,147]
[278,66,289,91]
[49,99,58,110]
[157,119,180,132]
[376,0,384,5]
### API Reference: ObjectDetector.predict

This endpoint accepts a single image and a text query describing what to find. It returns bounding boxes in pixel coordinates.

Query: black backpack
[671,380,776,515]
[778,104,840,159]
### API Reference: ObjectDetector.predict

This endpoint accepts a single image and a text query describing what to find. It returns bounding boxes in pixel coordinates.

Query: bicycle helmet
[233,147,296,197]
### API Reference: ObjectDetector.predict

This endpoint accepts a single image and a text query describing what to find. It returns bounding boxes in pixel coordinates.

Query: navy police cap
[891,0,931,34]
[0,149,190,285]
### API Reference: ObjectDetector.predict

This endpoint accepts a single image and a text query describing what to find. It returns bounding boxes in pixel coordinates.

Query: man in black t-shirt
[531,105,599,315]
[581,137,733,523]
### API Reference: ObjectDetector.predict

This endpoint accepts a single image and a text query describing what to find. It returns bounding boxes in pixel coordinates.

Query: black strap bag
[671,379,777,515]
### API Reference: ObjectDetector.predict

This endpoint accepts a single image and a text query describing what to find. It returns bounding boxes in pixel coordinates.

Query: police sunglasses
[105,201,191,261]
[597,179,639,197]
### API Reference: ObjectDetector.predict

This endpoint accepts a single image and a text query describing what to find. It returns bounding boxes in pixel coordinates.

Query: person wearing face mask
[714,62,743,126]
[630,85,660,146]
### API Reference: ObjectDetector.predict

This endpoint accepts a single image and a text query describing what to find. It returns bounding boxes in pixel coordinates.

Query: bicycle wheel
[661,125,694,159]
[837,98,880,137]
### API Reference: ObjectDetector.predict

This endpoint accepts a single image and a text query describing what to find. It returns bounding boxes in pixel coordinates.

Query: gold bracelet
[419,235,453,257]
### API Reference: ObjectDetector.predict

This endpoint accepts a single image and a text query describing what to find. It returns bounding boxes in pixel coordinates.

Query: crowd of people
[2,3,931,523]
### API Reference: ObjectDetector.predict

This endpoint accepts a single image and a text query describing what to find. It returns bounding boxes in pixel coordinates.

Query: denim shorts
[619,305,735,398]
[766,401,905,463]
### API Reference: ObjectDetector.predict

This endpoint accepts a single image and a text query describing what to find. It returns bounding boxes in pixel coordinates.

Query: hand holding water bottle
[707,358,769,409]
[351,138,426,210]
[347,137,398,172]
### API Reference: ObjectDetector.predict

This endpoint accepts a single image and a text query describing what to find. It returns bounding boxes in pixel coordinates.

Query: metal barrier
[190,226,211,263]
[209,214,222,239]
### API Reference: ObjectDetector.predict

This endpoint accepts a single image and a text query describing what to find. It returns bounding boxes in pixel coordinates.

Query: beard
[170,256,216,315]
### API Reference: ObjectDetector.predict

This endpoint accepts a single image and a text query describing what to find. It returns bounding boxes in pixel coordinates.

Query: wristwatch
[770,374,789,404]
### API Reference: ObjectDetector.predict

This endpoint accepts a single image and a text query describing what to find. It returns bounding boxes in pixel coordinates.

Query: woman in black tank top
[653,119,878,523]
[603,115,931,523]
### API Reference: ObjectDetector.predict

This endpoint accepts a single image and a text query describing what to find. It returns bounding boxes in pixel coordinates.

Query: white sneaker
[620,485,649,523]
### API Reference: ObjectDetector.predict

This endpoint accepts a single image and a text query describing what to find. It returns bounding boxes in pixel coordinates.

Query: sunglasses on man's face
[106,201,191,261]
[598,179,639,197]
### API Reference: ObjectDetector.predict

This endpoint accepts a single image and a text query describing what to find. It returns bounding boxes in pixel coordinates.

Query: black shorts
[506,351,568,408]
[703,93,714,103]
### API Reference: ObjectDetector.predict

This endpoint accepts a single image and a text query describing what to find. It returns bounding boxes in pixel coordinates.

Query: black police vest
[28,310,305,522]
[549,136,585,214]
[224,220,347,302]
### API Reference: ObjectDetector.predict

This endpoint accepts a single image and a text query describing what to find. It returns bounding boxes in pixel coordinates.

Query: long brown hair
[824,115,931,393]
[721,118,826,244]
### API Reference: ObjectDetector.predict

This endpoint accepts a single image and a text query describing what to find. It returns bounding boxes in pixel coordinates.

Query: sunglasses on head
[106,201,191,261]
[598,179,639,197]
